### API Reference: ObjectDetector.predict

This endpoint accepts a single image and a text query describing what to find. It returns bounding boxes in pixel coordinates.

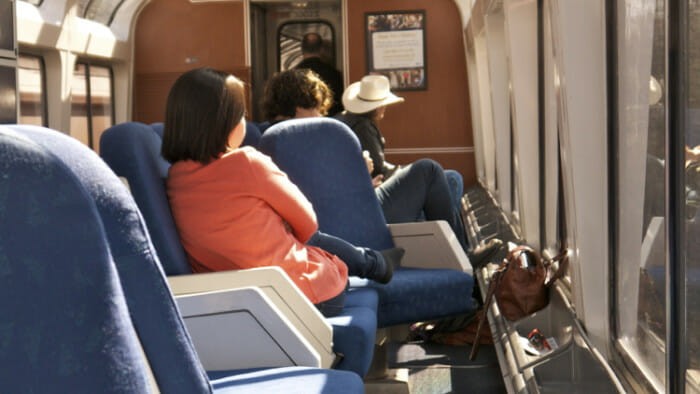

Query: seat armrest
[168,267,334,368]
[176,287,321,370]
[388,220,473,275]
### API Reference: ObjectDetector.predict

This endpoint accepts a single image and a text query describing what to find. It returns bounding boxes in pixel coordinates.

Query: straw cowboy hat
[342,75,404,114]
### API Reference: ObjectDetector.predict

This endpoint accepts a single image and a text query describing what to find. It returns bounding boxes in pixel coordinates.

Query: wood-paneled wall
[133,0,248,124]
[132,0,475,186]
[346,0,475,186]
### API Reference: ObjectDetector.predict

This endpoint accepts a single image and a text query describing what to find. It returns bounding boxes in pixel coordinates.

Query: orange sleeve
[248,151,318,242]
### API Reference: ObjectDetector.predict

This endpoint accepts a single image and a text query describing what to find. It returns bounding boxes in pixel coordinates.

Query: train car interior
[3,0,700,393]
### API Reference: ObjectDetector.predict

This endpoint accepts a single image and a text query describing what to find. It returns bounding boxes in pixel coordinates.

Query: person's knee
[412,158,443,178]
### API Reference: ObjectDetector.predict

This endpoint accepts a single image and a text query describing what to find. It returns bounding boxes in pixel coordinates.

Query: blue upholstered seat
[100,121,378,377]
[258,118,476,327]
[0,125,363,393]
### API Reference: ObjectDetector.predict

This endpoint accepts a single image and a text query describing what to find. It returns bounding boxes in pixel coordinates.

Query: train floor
[365,338,506,394]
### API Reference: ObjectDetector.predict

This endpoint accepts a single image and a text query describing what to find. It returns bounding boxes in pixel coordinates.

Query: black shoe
[376,247,405,284]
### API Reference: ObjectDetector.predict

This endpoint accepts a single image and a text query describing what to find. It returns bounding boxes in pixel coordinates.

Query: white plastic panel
[466,26,486,184]
[484,10,511,211]
[388,220,473,275]
[177,287,321,371]
[614,0,656,346]
[504,0,540,247]
[549,0,609,354]
[542,2,559,251]
[475,29,497,191]
[168,266,335,368]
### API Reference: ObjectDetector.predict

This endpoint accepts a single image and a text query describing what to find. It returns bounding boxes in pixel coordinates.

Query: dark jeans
[314,282,347,318]
[375,159,469,251]
[308,231,385,279]
[307,232,387,317]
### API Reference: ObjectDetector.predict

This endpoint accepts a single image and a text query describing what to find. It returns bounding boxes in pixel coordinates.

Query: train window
[17,54,46,126]
[70,62,113,153]
[684,1,700,390]
[0,59,17,124]
[614,0,666,390]
[278,22,335,71]
[76,0,125,25]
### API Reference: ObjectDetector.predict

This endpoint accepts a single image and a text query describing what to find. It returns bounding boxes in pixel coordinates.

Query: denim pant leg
[376,159,469,251]
[307,231,383,279]
[314,283,347,318]
[444,169,464,214]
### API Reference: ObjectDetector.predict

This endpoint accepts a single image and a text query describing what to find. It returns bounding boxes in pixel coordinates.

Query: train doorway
[248,0,343,121]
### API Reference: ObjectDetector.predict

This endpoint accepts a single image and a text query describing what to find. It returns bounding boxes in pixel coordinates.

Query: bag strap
[545,249,569,285]
[469,267,503,360]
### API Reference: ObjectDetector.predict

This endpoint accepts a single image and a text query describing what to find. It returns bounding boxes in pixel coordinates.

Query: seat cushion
[326,289,378,377]
[351,267,476,328]
[210,366,363,393]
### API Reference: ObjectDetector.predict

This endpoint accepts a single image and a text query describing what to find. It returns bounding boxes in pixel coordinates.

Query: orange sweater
[167,147,348,304]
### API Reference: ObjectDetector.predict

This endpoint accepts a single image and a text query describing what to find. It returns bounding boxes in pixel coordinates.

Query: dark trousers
[375,159,469,251]
[308,232,385,317]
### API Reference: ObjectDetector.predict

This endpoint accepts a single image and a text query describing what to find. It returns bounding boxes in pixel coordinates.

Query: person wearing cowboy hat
[335,75,404,183]
[261,71,469,252]
[335,75,468,251]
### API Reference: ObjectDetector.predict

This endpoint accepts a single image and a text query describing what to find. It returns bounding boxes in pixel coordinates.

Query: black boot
[375,247,405,284]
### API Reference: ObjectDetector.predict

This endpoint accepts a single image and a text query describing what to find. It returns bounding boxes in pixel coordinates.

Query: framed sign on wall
[365,10,426,91]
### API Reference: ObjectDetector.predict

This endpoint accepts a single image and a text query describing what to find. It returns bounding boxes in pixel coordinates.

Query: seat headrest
[0,126,153,392]
[259,118,394,250]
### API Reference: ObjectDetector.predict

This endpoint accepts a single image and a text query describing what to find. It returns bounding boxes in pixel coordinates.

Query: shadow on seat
[259,118,477,328]
[100,121,378,377]
[0,125,363,393]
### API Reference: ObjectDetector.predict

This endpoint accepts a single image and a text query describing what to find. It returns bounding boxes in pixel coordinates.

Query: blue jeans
[375,159,469,251]
[445,169,464,215]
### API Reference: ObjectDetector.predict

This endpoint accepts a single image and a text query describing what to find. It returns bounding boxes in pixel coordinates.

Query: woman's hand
[372,174,384,188]
[363,150,374,174]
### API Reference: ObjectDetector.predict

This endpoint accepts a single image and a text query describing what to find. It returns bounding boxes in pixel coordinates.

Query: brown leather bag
[469,244,568,360]
[495,245,549,320]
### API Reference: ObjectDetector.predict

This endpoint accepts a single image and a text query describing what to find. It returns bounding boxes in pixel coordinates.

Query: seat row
[0,118,477,392]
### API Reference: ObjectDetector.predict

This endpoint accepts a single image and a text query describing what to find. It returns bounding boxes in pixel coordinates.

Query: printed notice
[372,30,424,70]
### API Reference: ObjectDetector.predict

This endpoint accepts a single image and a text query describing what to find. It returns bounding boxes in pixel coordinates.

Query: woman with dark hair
[162,68,400,318]
[263,70,469,252]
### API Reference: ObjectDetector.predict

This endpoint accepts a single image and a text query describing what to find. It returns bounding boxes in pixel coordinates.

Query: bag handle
[545,249,569,285]
[507,244,569,287]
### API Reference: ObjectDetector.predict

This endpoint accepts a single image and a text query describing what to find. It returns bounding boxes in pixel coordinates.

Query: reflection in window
[615,0,666,389]
[76,0,125,25]
[17,54,45,126]
[278,22,334,71]
[70,62,113,153]
[684,1,700,391]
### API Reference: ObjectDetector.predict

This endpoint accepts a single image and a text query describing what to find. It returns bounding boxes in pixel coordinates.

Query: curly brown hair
[261,69,333,120]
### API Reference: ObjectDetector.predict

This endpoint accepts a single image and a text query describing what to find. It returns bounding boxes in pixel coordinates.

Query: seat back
[12,125,211,393]
[0,126,158,393]
[259,118,395,251]
[100,122,192,275]
[259,119,476,327]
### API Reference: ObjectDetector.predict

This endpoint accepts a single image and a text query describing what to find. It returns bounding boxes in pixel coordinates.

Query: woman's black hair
[162,67,246,164]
